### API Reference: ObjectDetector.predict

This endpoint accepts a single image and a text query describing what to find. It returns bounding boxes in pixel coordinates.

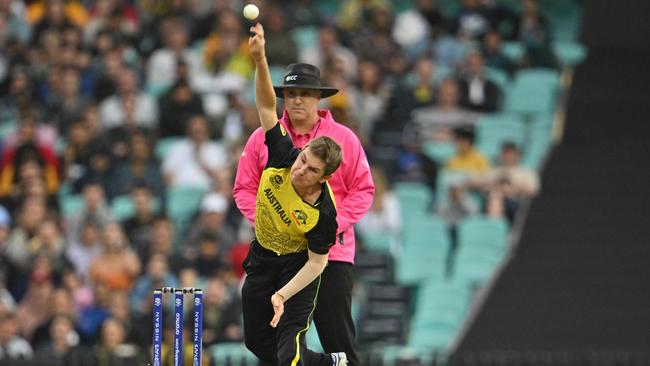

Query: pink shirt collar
[280,109,335,148]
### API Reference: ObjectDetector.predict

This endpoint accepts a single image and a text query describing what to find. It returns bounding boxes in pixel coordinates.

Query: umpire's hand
[270,292,285,328]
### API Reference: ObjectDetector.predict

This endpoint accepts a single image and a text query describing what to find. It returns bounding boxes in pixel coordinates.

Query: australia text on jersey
[263,188,291,226]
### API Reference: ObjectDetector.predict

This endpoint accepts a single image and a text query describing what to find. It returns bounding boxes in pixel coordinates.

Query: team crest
[291,210,308,225]
[270,175,283,189]
[279,124,287,136]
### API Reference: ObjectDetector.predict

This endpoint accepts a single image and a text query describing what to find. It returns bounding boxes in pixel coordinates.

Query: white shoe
[331,352,348,365]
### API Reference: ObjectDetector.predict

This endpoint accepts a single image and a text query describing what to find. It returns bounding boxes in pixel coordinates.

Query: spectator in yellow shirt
[446,127,491,173]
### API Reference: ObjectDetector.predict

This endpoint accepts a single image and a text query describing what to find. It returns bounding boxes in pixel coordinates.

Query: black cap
[273,63,339,99]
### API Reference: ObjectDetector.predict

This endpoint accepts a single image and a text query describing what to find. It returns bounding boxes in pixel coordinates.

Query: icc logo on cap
[285,75,298,82]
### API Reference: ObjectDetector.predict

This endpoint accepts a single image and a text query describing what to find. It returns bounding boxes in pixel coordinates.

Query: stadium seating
[484,66,512,94]
[435,170,471,207]
[0,121,15,140]
[523,112,555,169]
[60,194,85,218]
[290,26,318,51]
[552,40,588,67]
[154,137,183,161]
[501,41,525,63]
[458,216,509,253]
[422,140,455,165]
[505,68,560,114]
[165,186,208,236]
[305,324,324,353]
[395,216,449,285]
[208,342,258,365]
[452,216,509,286]
[393,181,433,221]
[475,113,527,162]
[111,194,162,221]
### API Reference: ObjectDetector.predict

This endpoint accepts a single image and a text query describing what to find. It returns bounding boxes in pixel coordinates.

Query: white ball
[243,4,259,20]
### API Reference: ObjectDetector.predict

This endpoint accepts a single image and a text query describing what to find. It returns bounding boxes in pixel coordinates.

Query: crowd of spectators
[0,0,553,363]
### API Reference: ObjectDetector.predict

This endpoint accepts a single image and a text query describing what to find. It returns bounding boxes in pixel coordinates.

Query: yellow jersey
[254,123,337,256]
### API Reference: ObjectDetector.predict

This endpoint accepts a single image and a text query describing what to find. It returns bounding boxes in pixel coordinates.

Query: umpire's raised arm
[248,23,277,132]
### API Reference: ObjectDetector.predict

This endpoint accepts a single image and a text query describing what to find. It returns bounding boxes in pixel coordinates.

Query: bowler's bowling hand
[270,292,285,328]
[248,23,266,62]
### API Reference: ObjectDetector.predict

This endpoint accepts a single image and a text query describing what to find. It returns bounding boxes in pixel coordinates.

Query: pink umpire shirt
[233,109,375,264]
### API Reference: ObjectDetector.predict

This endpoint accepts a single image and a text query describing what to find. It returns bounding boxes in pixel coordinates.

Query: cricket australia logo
[291,210,308,225]
[269,174,283,189]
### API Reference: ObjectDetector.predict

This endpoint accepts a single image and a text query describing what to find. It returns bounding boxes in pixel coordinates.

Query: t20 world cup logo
[175,298,182,307]
[194,297,201,307]
[154,297,162,306]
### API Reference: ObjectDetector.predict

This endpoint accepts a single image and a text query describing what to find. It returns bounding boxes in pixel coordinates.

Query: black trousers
[313,262,359,366]
[242,242,332,366]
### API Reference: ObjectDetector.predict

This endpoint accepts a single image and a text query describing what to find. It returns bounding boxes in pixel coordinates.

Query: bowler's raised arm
[248,23,278,132]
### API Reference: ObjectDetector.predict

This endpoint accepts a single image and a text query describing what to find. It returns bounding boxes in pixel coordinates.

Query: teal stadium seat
[434,170,470,208]
[454,254,502,287]
[209,343,257,365]
[0,122,16,140]
[452,216,509,285]
[111,194,162,221]
[552,40,588,67]
[408,324,458,352]
[305,325,324,353]
[155,137,183,161]
[542,0,583,41]
[269,66,286,85]
[291,26,318,51]
[484,66,512,96]
[475,113,526,162]
[413,281,471,330]
[504,84,555,115]
[505,68,560,114]
[422,141,455,165]
[55,137,67,155]
[395,216,450,285]
[523,113,555,170]
[60,194,85,218]
[166,186,208,235]
[315,0,340,17]
[515,68,561,91]
[501,41,525,63]
[457,216,509,253]
[360,230,393,254]
[410,283,471,351]
[146,83,171,98]
[393,182,433,222]
[57,181,73,198]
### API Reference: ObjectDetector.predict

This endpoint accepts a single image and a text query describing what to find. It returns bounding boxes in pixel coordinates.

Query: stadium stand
[0,0,592,365]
